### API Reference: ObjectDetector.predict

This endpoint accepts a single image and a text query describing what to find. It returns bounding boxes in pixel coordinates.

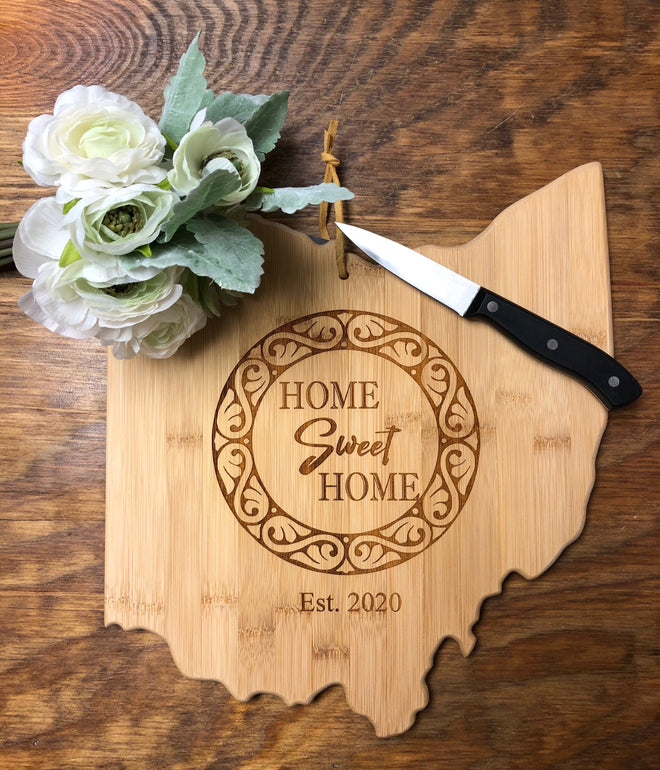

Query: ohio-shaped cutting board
[106,163,611,736]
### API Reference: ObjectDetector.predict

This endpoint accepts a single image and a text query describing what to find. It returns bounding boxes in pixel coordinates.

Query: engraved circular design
[212,310,480,574]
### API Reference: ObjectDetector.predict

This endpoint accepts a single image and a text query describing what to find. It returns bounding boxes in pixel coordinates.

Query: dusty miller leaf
[243,91,289,160]
[159,161,241,242]
[205,92,270,125]
[160,34,214,144]
[185,217,264,293]
[181,269,243,317]
[244,183,354,214]
[123,218,264,295]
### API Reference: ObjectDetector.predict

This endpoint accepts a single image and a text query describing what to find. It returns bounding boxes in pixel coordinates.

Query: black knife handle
[465,288,642,410]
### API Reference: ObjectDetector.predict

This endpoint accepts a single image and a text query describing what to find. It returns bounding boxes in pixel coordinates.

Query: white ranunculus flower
[64,184,177,261]
[105,293,208,359]
[15,198,207,358]
[12,198,70,279]
[14,196,166,285]
[168,111,260,203]
[18,259,184,342]
[22,85,167,196]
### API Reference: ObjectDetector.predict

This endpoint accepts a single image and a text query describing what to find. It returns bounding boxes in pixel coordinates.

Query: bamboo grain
[106,163,611,736]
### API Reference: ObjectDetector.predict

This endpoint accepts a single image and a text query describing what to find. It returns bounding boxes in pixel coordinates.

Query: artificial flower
[18,259,184,341]
[12,198,69,278]
[104,293,208,359]
[168,113,260,203]
[14,195,167,285]
[22,85,167,197]
[64,184,177,260]
[13,37,354,359]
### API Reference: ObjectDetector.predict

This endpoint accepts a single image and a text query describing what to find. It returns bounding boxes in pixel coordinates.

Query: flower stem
[0,222,18,237]
[0,221,18,269]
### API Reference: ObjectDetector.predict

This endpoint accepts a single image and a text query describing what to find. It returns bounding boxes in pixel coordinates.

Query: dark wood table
[1,1,658,767]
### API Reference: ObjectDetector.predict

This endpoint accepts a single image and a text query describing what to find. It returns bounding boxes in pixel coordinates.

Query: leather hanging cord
[319,120,348,279]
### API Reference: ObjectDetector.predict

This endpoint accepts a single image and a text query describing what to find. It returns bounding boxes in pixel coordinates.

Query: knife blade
[336,222,642,410]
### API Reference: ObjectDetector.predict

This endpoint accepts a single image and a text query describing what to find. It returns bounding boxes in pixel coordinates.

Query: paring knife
[336,222,642,410]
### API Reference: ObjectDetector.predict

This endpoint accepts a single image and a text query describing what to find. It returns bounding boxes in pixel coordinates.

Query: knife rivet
[608,376,620,388]
[486,301,499,313]
[547,338,559,351]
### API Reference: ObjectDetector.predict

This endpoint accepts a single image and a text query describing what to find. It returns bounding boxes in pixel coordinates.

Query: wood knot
[312,645,350,659]
[167,431,203,446]
[534,435,572,450]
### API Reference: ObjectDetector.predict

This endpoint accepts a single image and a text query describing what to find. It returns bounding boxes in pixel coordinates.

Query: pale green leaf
[186,217,264,293]
[244,183,354,214]
[205,92,270,125]
[243,91,289,160]
[159,161,241,242]
[159,34,214,144]
[181,269,243,317]
[124,219,264,295]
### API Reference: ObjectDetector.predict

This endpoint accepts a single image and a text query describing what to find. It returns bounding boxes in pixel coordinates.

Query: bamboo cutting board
[105,163,612,736]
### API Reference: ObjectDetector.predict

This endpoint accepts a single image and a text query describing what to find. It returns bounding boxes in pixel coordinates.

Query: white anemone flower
[168,111,260,203]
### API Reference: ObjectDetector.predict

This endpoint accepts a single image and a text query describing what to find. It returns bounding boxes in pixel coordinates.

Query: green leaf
[159,161,241,242]
[59,239,81,267]
[205,92,271,125]
[62,198,80,215]
[181,269,243,317]
[244,183,354,214]
[162,132,178,152]
[123,218,264,295]
[243,91,289,161]
[186,218,264,293]
[159,34,214,145]
[136,243,152,258]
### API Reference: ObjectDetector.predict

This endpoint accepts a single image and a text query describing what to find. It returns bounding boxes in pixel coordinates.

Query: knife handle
[465,288,642,409]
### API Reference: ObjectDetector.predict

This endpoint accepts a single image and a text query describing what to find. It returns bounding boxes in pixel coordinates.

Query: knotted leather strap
[319,120,348,279]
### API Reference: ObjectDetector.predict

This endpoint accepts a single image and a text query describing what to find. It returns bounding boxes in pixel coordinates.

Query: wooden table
[1,1,658,766]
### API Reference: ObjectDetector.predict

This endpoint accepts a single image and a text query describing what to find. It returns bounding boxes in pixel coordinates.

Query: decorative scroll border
[212,310,480,574]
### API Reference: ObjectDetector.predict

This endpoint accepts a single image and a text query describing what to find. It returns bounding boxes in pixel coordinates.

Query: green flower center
[102,205,145,237]
[203,150,245,177]
[102,282,138,296]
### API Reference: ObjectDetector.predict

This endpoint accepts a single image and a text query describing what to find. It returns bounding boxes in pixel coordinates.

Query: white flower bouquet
[12,36,353,359]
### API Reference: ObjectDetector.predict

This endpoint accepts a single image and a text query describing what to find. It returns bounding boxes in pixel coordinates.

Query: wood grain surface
[0,0,658,767]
